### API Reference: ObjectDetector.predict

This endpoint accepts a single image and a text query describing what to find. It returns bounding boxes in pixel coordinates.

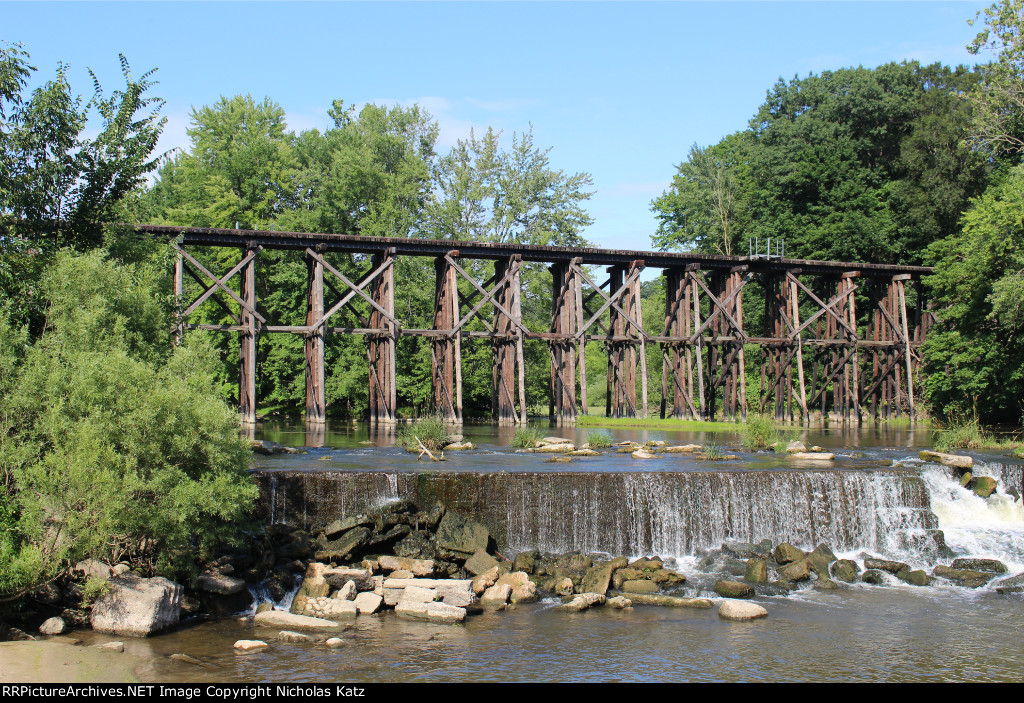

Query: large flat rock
[254,610,346,631]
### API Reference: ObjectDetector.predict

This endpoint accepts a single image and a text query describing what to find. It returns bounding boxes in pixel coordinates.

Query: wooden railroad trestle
[151,225,934,426]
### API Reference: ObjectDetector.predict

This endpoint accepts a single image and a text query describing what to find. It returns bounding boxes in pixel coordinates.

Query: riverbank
[0,640,142,683]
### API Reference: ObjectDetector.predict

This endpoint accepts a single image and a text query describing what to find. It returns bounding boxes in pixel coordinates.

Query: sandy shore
[0,640,142,683]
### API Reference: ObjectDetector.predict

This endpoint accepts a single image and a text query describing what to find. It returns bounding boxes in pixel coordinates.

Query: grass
[576,415,741,431]
[933,416,1024,453]
[740,414,782,450]
[509,426,543,449]
[702,441,725,460]
[586,431,613,449]
[396,415,451,451]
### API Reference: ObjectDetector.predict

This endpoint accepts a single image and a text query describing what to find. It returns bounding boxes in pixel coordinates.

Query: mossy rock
[830,559,860,583]
[744,558,768,584]
[714,580,754,598]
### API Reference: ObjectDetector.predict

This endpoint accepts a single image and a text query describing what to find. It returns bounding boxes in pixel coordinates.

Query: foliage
[509,426,542,449]
[923,164,1024,422]
[741,414,781,450]
[395,416,451,451]
[585,431,612,449]
[701,441,724,460]
[0,250,256,599]
[934,416,989,451]
[967,0,1024,158]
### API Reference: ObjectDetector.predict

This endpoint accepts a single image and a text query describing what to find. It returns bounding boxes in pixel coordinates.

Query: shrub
[396,415,451,451]
[509,426,542,449]
[934,416,988,451]
[741,414,781,450]
[586,431,612,449]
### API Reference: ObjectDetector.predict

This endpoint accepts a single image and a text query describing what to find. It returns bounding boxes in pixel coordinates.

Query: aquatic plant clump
[741,414,781,450]
[934,417,988,451]
[509,427,543,449]
[396,416,451,451]
[586,431,613,449]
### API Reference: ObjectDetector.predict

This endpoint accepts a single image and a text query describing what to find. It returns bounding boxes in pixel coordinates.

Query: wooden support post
[368,248,397,424]
[304,250,326,425]
[605,261,644,418]
[493,256,524,424]
[549,261,577,424]
[172,252,184,346]
[897,275,915,421]
[574,260,588,416]
[662,268,697,419]
[239,246,258,424]
[432,253,462,422]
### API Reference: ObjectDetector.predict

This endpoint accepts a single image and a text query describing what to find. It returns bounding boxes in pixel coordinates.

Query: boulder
[918,451,973,469]
[744,559,768,584]
[255,609,346,632]
[39,617,67,636]
[323,568,375,592]
[788,452,836,460]
[951,558,1007,574]
[650,569,686,586]
[513,551,538,574]
[554,593,605,612]
[773,543,806,565]
[932,565,994,588]
[395,600,466,624]
[994,572,1024,594]
[554,578,575,596]
[472,566,500,595]
[831,559,860,583]
[541,436,574,445]
[616,593,713,608]
[322,515,373,540]
[326,637,345,648]
[568,449,600,457]
[377,555,434,577]
[863,557,907,575]
[896,569,931,586]
[294,596,358,620]
[780,559,811,583]
[480,583,512,606]
[278,631,312,643]
[90,574,182,637]
[234,639,269,653]
[580,558,626,596]
[621,580,660,594]
[434,511,491,556]
[353,592,383,615]
[972,477,998,498]
[861,569,887,585]
[497,572,538,603]
[663,444,702,453]
[785,440,807,453]
[631,450,660,459]
[718,600,768,621]
[628,557,663,570]
[333,581,357,601]
[197,572,247,596]
[464,551,499,576]
[315,527,371,562]
[714,580,754,598]
[536,443,576,453]
[723,541,771,559]
[606,596,633,609]
[73,559,113,581]
[807,544,837,575]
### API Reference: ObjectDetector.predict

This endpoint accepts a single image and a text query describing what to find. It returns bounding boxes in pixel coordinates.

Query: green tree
[967,0,1024,158]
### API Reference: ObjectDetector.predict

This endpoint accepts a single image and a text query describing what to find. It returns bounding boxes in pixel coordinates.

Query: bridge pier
[367,248,397,424]
[492,256,527,424]
[606,260,646,418]
[432,253,462,422]
[550,259,580,424]
[304,251,326,425]
[661,266,698,420]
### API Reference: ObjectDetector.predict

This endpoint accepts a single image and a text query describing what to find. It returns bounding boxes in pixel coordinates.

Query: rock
[919,450,973,469]
[745,559,768,584]
[39,617,67,635]
[631,449,660,459]
[542,436,574,445]
[650,569,686,586]
[323,568,375,591]
[256,602,274,614]
[606,596,632,609]
[395,600,466,623]
[290,595,358,620]
[554,593,605,612]
[723,541,771,559]
[445,441,474,450]
[93,641,125,652]
[773,543,806,565]
[325,637,345,648]
[435,511,491,556]
[472,566,500,595]
[628,557,663,570]
[580,559,623,596]
[568,449,600,456]
[169,653,207,667]
[718,600,768,621]
[807,544,837,575]
[388,569,414,579]
[994,572,1024,594]
[464,550,499,576]
[322,515,373,540]
[663,444,702,453]
[90,574,182,637]
[616,593,714,608]
[352,592,383,614]
[785,440,807,453]
[254,610,346,632]
[831,559,860,583]
[554,578,575,596]
[780,559,811,582]
[334,581,357,600]
[896,569,932,586]
[863,557,908,575]
[861,569,887,585]
[951,558,1007,573]
[197,572,247,596]
[497,572,538,603]
[480,583,512,605]
[377,555,435,577]
[972,476,998,498]
[315,527,371,562]
[714,580,754,598]
[73,559,113,581]
[932,565,995,587]
[621,580,660,594]
[960,472,972,487]
[233,640,269,652]
[513,551,537,574]
[788,452,836,460]
[383,577,474,590]
[278,631,312,643]
[536,443,575,453]
[30,583,62,606]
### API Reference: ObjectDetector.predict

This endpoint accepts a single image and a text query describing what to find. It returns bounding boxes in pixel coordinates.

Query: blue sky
[4,1,992,252]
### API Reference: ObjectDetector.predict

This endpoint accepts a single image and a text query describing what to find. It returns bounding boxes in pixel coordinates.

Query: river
[81,422,1024,682]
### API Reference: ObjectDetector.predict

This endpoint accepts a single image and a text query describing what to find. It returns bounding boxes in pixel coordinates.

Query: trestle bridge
[138,225,934,426]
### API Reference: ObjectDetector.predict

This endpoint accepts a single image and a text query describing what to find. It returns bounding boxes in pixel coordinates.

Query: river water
[91,423,1024,682]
